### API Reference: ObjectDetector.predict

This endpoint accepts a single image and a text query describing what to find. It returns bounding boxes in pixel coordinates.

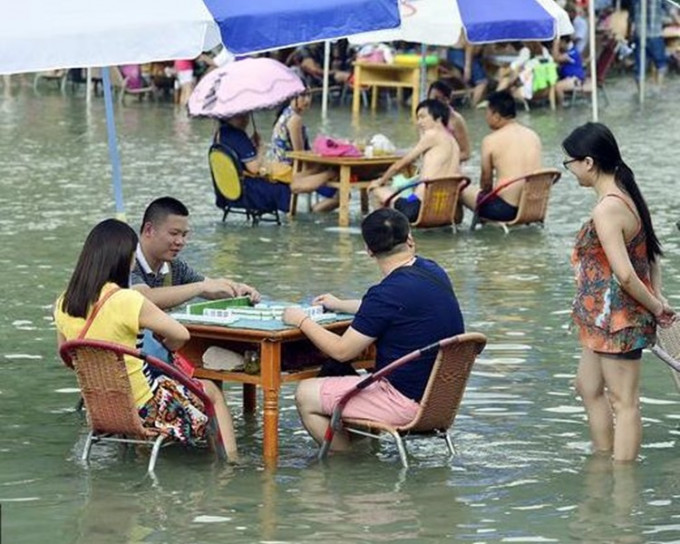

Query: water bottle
[244,350,261,375]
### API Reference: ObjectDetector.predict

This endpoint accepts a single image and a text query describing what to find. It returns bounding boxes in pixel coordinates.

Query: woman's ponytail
[615,161,662,262]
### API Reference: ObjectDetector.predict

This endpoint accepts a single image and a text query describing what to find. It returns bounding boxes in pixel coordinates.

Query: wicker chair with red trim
[652,321,680,394]
[318,332,486,468]
[384,176,471,229]
[59,339,225,474]
[470,168,561,233]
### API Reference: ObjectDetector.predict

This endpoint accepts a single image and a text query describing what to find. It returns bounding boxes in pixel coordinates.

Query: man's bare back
[482,121,542,206]
[416,127,460,199]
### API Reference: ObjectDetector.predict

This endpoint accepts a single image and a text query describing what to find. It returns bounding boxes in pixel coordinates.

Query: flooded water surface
[1,77,680,543]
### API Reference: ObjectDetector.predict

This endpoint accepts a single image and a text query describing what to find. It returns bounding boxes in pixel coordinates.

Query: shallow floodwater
[1,76,680,543]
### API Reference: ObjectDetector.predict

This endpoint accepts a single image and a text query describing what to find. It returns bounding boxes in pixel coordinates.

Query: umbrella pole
[419,43,428,102]
[101,67,126,221]
[251,112,259,142]
[588,0,598,121]
[639,0,647,105]
[322,40,331,121]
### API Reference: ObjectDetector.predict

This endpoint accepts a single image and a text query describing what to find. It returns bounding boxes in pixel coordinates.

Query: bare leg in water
[290,166,339,213]
[198,379,240,462]
[574,348,642,462]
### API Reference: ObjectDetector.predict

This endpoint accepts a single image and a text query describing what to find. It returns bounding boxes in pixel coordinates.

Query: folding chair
[470,169,561,233]
[209,143,281,225]
[385,176,471,229]
[652,322,680,394]
[109,66,155,105]
[33,70,67,93]
[318,333,487,468]
[59,339,225,474]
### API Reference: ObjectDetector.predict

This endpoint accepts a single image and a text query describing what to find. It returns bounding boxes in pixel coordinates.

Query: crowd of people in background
[14,1,680,111]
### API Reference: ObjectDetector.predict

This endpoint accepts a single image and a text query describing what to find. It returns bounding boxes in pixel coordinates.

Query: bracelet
[298,316,310,329]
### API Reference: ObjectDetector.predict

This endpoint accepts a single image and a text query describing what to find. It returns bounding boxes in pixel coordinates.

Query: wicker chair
[59,339,223,474]
[652,322,680,394]
[385,176,471,229]
[318,332,487,468]
[471,169,561,233]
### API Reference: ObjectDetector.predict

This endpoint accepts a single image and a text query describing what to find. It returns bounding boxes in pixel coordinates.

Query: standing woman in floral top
[562,122,674,462]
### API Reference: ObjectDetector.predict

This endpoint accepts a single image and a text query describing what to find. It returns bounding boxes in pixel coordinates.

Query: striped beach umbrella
[351,0,573,46]
[0,0,400,75]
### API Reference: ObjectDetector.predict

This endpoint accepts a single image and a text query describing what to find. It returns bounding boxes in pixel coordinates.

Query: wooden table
[287,150,404,227]
[352,61,439,117]
[180,319,372,465]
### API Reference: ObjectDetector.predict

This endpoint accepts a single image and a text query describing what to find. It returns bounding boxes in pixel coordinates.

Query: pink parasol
[188,57,305,119]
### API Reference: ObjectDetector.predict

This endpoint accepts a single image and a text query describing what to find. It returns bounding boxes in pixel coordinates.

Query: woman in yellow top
[54,219,238,461]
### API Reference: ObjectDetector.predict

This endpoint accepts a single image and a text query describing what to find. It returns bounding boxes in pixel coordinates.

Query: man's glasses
[562,158,578,169]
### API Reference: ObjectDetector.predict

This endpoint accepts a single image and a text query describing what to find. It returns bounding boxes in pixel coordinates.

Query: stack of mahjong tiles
[172,297,337,325]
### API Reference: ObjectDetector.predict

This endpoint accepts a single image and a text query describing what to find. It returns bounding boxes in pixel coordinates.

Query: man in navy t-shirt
[216,115,291,212]
[282,208,465,451]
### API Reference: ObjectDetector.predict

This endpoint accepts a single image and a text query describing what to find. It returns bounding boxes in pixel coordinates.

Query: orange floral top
[571,198,656,353]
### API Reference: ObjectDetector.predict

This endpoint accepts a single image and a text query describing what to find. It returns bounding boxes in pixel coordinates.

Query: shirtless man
[368,99,460,222]
[460,90,542,222]
[427,80,471,161]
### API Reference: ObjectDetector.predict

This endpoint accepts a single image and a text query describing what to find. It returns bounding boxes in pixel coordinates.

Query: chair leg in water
[147,435,166,474]
[81,431,96,463]
[444,432,457,456]
[392,432,409,469]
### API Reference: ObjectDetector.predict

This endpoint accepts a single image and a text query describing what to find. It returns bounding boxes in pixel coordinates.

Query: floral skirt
[138,376,208,446]
[574,317,655,355]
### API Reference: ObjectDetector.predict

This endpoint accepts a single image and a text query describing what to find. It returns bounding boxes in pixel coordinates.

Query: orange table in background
[352,61,439,117]
[287,150,405,227]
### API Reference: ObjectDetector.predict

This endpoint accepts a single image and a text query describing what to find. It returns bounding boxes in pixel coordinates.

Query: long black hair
[61,219,138,318]
[562,122,662,262]
[273,87,310,126]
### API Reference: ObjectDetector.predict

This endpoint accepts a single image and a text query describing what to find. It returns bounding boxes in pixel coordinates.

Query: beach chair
[470,169,561,233]
[209,142,281,225]
[109,65,155,105]
[59,339,225,474]
[652,322,680,394]
[385,176,471,229]
[33,69,68,93]
[318,333,487,468]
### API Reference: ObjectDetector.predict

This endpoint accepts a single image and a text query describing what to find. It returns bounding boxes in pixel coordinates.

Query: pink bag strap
[77,287,120,340]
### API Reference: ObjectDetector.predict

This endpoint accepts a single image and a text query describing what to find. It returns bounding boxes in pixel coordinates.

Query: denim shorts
[634,36,668,76]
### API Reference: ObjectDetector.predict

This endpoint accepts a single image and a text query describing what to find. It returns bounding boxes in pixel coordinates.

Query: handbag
[312,135,362,157]
[140,329,195,378]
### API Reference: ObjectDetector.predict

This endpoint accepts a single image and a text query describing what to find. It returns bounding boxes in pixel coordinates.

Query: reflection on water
[2,78,680,542]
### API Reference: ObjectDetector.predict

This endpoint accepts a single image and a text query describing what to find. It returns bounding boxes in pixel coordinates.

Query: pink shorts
[319,376,419,427]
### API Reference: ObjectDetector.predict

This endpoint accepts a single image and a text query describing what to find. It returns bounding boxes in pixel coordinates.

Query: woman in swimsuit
[563,122,674,462]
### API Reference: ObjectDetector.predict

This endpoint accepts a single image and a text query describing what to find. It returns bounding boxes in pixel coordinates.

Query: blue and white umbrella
[0,0,400,217]
[0,0,400,75]
[351,0,573,46]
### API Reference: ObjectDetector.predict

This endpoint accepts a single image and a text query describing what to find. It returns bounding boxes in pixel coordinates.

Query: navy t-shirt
[217,124,257,164]
[351,257,464,402]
